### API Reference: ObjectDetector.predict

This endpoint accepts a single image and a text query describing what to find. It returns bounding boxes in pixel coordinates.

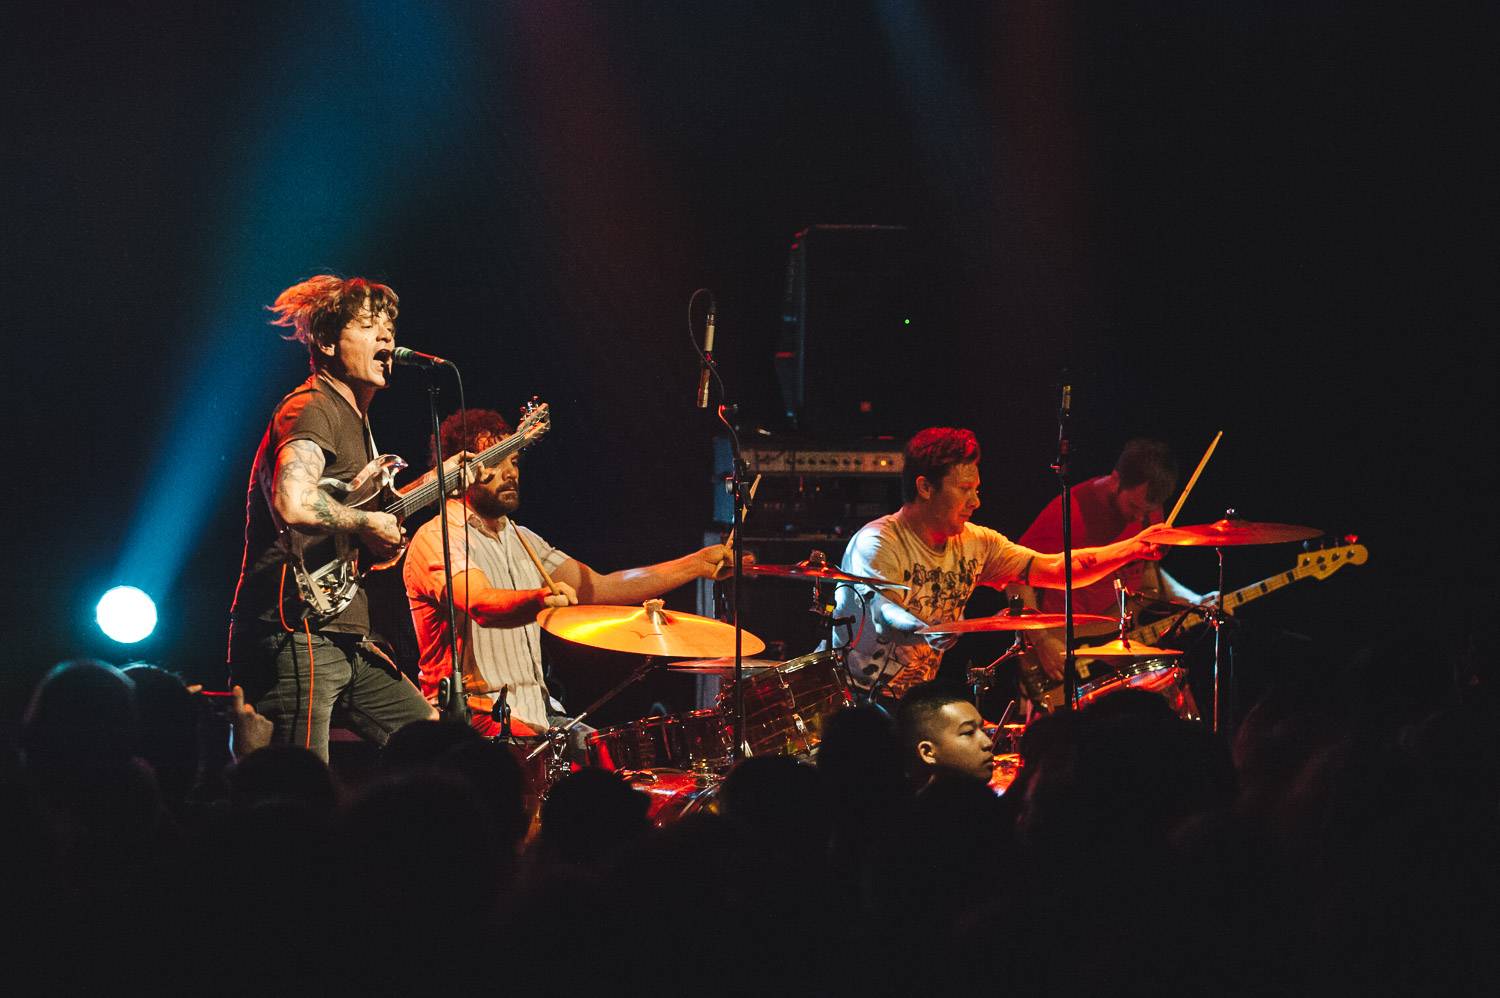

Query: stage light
[96,586,158,644]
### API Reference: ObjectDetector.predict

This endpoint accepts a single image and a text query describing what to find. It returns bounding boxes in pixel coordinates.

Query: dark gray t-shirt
[229,375,377,640]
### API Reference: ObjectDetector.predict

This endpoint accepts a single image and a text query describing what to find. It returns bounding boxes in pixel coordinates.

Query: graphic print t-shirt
[834,514,1037,697]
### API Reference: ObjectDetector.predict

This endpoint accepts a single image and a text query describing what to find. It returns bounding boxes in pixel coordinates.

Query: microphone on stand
[392,346,452,368]
[696,308,716,409]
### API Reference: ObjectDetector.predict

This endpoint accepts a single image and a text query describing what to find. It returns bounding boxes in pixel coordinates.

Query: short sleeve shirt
[833,513,1037,697]
[404,499,570,731]
[229,375,377,640]
[1017,475,1160,616]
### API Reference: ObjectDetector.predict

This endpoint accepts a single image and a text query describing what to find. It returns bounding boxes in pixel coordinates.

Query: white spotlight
[96,586,158,644]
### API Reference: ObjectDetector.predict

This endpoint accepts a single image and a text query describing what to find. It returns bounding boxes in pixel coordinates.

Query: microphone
[1060,380,1072,419]
[392,346,451,368]
[695,308,716,409]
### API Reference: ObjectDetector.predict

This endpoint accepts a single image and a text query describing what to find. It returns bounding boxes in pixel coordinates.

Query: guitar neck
[1130,562,1315,645]
[384,432,535,520]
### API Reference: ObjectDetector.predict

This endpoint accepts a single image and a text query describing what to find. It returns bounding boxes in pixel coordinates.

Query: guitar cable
[278,561,318,751]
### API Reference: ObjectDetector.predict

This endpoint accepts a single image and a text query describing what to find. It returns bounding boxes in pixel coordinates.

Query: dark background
[3,2,1493,726]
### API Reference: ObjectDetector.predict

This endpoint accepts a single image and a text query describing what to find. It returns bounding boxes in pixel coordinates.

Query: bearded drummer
[832,427,1168,703]
[403,407,742,742]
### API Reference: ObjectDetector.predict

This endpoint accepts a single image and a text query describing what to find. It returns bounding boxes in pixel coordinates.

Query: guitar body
[282,454,408,621]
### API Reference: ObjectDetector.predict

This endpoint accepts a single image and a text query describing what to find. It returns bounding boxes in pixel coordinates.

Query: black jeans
[232,629,435,761]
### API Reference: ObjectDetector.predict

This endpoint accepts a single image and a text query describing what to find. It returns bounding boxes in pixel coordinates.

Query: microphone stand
[423,368,469,726]
[1053,377,1077,711]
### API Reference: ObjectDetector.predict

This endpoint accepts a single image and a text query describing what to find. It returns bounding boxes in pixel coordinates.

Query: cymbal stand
[1211,544,1226,733]
[1053,376,1078,710]
[968,631,1030,710]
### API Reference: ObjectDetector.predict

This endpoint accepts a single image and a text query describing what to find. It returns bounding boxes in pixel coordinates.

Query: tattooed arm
[271,439,403,556]
[1027,526,1165,590]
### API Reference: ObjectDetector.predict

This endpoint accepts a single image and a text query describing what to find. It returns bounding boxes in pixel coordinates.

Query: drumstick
[1165,430,1222,527]
[715,474,762,574]
[513,527,563,595]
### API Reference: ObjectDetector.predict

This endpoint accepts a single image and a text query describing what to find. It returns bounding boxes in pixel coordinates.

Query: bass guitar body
[282,453,408,622]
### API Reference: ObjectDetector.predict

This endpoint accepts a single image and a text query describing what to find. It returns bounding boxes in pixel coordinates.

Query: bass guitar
[1017,543,1369,711]
[282,399,551,623]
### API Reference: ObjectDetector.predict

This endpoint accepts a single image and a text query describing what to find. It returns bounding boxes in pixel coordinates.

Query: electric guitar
[1016,543,1369,710]
[281,399,551,623]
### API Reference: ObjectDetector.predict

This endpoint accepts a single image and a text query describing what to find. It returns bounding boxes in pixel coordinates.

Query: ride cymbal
[665,657,782,676]
[747,563,909,590]
[538,602,766,658]
[1074,638,1184,658]
[1148,519,1322,547]
[917,608,1116,636]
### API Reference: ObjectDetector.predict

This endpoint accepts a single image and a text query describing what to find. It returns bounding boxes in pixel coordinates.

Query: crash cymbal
[665,657,782,676]
[1148,519,1322,547]
[538,602,766,658]
[747,563,909,590]
[917,608,1116,636]
[1074,638,1183,658]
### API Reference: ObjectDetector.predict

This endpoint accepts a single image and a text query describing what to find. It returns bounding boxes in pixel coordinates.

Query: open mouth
[373,349,393,368]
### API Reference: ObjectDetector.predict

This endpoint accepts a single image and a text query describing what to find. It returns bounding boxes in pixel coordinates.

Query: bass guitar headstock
[1296,543,1368,580]
[517,397,550,442]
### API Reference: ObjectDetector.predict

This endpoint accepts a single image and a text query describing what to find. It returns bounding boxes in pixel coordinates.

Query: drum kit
[507,561,907,825]
[503,515,1322,822]
[920,514,1324,735]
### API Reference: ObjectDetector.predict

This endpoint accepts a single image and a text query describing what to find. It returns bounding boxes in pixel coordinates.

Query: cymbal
[1074,638,1183,658]
[665,657,782,676]
[538,603,766,658]
[917,608,1116,636]
[1149,519,1322,547]
[747,563,909,590]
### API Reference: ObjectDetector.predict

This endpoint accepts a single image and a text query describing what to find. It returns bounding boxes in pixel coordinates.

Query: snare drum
[586,710,735,775]
[1075,657,1200,721]
[720,648,852,758]
[586,715,679,772]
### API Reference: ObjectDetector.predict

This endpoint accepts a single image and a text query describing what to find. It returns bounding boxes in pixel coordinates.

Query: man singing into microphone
[227,275,437,760]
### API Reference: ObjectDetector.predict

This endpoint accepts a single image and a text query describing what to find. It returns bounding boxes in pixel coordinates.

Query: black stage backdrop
[2,3,1493,727]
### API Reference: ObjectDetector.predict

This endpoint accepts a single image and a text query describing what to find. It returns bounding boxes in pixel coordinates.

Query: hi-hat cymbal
[917,608,1116,636]
[665,657,781,676]
[1074,638,1183,658]
[1148,519,1322,547]
[747,563,909,590]
[538,603,766,658]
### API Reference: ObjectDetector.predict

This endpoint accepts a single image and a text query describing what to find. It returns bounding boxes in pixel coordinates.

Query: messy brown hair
[267,275,399,370]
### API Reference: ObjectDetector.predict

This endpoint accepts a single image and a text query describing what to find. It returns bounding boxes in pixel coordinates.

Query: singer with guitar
[228,275,464,760]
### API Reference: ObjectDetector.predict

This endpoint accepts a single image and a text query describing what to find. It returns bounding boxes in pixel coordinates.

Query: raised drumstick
[1166,430,1222,527]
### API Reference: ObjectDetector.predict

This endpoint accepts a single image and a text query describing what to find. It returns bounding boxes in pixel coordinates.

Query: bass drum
[1075,657,1200,721]
[625,769,723,827]
[719,648,852,758]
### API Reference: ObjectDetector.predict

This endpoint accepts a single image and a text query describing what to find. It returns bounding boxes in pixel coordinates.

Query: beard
[467,484,519,519]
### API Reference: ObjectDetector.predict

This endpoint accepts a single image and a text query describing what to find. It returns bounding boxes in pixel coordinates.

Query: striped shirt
[404,499,570,731]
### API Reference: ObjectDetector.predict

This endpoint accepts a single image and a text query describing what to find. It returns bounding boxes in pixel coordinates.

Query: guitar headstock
[516,397,550,440]
[1297,543,1368,579]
